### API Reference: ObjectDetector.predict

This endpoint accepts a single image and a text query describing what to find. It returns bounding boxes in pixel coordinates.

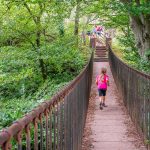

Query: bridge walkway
[82,42,147,150]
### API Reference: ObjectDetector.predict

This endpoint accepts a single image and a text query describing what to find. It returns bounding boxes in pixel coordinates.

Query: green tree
[86,0,150,59]
[120,0,150,59]
[0,0,74,79]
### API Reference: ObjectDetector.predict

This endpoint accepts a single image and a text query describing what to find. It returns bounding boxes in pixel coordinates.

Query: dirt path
[82,62,146,150]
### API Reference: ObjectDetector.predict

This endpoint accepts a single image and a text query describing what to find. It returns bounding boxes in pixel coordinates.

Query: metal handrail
[108,45,150,147]
[109,47,150,79]
[0,47,94,150]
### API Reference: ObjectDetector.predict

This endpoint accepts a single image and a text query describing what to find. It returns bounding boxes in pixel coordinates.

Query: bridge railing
[0,52,93,149]
[109,46,150,147]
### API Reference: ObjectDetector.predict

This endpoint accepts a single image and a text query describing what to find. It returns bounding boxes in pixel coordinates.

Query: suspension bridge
[0,37,149,150]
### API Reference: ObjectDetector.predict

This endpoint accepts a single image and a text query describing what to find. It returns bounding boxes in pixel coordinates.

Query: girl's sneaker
[102,103,107,107]
[100,103,103,110]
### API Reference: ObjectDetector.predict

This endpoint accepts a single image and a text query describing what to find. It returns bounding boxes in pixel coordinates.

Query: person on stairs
[96,67,109,110]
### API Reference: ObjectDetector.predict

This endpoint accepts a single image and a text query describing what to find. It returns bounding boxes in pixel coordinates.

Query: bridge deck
[82,62,146,150]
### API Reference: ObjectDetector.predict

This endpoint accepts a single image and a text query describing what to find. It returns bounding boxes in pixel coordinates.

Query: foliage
[114,28,150,74]
[0,32,91,130]
[0,0,95,131]
[112,37,150,74]
[85,0,150,74]
[0,78,67,129]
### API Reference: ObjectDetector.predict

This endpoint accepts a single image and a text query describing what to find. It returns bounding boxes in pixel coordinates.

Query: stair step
[94,58,108,62]
[96,46,106,48]
[94,57,108,59]
[95,54,107,56]
[96,47,106,48]
[95,53,107,56]
[94,56,108,58]
[95,53,107,55]
[95,51,107,53]
[96,49,106,51]
[95,56,107,58]
[96,49,107,51]
[95,53,108,55]
[95,51,107,52]
[95,55,108,58]
[95,49,107,51]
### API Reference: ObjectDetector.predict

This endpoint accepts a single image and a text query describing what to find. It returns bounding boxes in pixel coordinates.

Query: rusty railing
[89,37,96,49]
[109,46,150,146]
[0,52,93,149]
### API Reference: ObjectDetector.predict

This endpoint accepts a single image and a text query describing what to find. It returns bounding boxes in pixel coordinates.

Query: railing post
[25,125,31,150]
[90,37,96,49]
[106,37,112,50]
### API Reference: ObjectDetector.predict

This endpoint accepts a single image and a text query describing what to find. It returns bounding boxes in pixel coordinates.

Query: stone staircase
[94,45,108,62]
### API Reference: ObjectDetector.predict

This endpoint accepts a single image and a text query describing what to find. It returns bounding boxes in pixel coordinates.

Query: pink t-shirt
[96,26,102,31]
[96,74,109,90]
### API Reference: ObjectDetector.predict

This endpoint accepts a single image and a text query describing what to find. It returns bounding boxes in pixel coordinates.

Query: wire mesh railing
[0,51,93,150]
[109,46,150,147]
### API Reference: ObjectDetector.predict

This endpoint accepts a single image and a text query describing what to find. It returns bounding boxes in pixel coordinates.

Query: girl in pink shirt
[96,67,109,110]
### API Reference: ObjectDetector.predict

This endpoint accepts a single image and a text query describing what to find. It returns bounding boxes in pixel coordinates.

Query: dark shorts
[98,89,107,96]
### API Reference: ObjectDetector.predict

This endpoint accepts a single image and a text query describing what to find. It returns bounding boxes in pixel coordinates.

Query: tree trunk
[130,15,150,59]
[120,0,150,59]
[36,18,47,80]
[24,2,47,79]
[82,31,86,45]
[74,1,80,36]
